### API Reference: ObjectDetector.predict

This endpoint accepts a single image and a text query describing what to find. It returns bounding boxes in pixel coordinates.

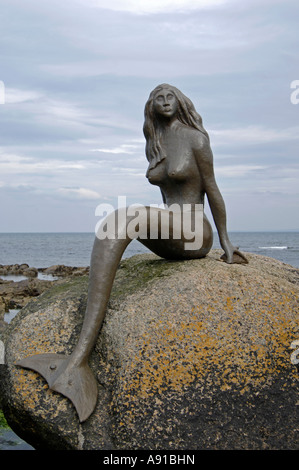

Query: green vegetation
[0,410,9,429]
[110,255,183,300]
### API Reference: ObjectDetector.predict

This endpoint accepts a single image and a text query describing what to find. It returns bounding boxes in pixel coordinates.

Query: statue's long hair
[143,84,209,169]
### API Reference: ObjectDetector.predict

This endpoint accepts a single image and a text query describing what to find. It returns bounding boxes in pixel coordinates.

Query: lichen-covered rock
[1,251,298,450]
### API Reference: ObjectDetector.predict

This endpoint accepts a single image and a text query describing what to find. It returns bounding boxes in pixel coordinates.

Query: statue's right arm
[193,135,248,264]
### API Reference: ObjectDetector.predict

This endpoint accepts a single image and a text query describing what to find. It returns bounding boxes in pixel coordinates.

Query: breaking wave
[259,246,289,250]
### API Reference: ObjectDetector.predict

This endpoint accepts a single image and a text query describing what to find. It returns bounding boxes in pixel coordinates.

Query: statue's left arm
[194,136,248,264]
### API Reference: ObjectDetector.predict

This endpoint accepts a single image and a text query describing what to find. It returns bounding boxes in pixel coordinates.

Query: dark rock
[0,264,38,278]
[1,251,298,450]
[39,265,89,277]
[0,264,89,339]
[0,278,54,311]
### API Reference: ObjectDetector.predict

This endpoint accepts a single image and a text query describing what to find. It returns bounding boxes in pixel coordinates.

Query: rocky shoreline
[0,264,90,337]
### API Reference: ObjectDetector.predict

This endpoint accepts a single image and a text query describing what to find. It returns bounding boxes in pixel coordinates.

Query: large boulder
[0,251,298,450]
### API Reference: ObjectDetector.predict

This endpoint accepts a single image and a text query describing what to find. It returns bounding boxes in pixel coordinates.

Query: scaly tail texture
[16,353,98,422]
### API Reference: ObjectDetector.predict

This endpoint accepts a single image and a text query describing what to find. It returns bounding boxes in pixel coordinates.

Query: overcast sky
[0,0,298,233]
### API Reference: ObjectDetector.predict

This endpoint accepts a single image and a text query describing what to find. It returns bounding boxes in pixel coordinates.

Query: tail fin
[16,353,98,422]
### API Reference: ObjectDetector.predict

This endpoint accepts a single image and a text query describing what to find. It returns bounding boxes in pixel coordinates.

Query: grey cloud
[0,0,298,231]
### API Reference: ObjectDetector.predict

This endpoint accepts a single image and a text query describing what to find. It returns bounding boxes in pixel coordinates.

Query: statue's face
[153,88,178,119]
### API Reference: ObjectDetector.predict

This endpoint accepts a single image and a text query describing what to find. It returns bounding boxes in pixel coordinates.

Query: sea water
[0,232,298,268]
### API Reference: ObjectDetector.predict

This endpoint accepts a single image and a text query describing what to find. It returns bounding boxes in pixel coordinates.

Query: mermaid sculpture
[17,84,248,421]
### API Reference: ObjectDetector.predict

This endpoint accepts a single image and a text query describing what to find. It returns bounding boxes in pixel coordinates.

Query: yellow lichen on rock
[116,287,298,402]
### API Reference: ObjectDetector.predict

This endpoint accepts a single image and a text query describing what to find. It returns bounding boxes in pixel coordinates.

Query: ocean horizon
[0,231,298,269]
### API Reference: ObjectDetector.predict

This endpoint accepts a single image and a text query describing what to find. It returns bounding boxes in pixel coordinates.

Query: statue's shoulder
[176,122,210,151]
[187,127,210,150]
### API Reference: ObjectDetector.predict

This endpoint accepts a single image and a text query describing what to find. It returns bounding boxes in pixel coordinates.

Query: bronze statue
[17,84,248,422]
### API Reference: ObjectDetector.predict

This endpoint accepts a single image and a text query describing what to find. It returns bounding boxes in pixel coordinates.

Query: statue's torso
[146,126,205,207]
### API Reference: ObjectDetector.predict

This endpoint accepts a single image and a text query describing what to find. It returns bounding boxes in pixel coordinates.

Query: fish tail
[16,353,98,422]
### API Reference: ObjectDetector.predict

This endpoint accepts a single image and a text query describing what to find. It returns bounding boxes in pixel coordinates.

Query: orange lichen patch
[13,308,76,359]
[13,368,43,411]
[13,367,69,419]
[119,290,298,403]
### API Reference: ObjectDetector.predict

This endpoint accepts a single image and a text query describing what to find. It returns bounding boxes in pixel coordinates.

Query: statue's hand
[220,239,248,264]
